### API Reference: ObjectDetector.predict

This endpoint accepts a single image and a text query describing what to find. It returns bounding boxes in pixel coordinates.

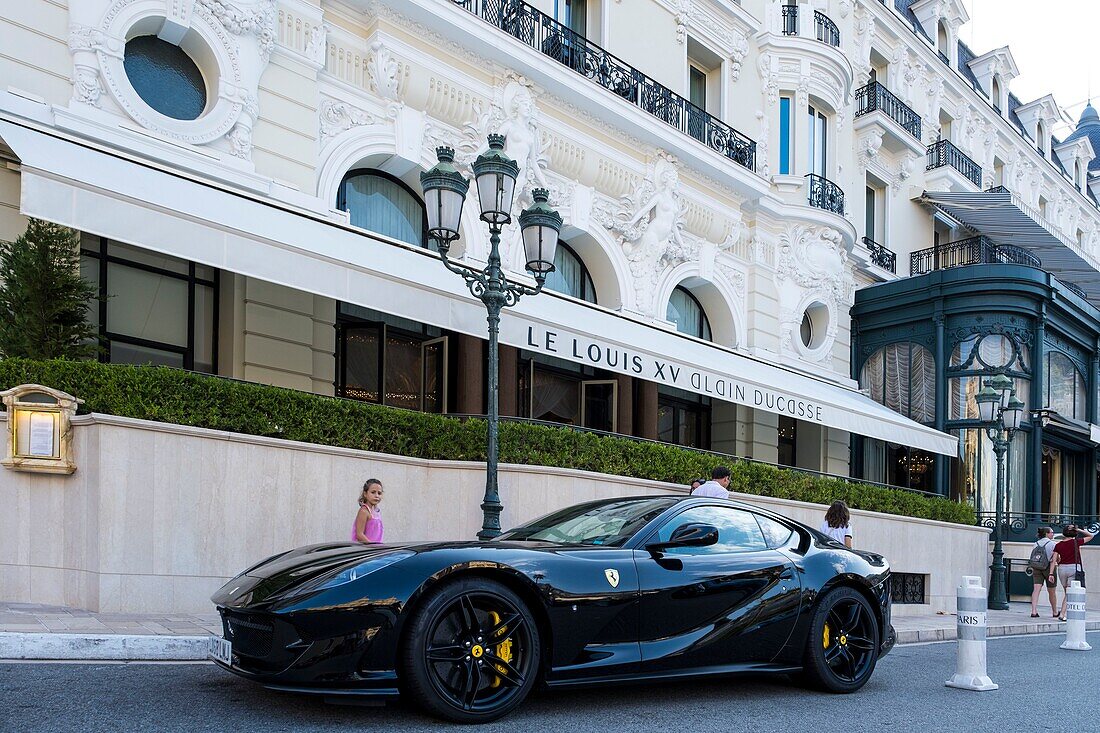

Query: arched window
[859,342,936,424]
[1037,121,1048,156]
[1046,351,1086,421]
[936,22,950,60]
[667,286,711,341]
[337,170,428,248]
[991,77,1002,111]
[544,242,596,303]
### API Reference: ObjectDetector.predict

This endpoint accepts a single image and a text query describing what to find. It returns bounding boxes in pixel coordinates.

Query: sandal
[1031,613,1040,618]
[1060,616,1067,622]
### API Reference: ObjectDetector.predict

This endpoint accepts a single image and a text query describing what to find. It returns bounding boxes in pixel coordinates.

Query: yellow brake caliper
[823,622,831,649]
[487,611,514,688]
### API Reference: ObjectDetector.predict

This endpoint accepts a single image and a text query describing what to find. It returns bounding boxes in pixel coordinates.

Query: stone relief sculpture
[318,99,376,147]
[594,154,692,315]
[775,223,853,360]
[367,40,401,103]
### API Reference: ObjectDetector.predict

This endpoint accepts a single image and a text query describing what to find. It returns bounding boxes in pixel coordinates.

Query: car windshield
[499,498,678,547]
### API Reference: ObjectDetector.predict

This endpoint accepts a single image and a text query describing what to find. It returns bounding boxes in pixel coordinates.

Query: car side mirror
[647,522,719,555]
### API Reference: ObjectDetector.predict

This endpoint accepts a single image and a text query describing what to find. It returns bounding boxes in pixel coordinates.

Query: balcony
[926,139,982,188]
[909,235,1042,275]
[855,82,921,142]
[806,173,845,215]
[814,11,840,47]
[780,5,841,47]
[455,0,756,171]
[862,237,897,273]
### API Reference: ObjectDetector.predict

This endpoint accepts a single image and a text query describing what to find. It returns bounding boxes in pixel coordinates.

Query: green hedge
[0,358,975,525]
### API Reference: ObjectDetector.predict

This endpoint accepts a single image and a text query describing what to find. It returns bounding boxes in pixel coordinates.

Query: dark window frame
[81,236,219,373]
[668,285,712,341]
[336,168,430,249]
[546,240,597,303]
[657,388,712,450]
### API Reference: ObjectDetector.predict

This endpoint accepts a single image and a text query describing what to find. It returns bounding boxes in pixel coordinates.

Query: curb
[0,632,209,661]
[894,620,1100,645]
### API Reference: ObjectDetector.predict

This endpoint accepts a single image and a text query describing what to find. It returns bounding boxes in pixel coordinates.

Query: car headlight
[285,551,413,599]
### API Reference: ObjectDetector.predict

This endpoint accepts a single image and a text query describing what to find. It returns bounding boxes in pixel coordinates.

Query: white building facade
[26,0,1100,478]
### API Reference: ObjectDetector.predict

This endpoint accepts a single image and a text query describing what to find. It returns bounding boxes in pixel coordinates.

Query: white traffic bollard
[945,575,998,691]
[1060,581,1091,651]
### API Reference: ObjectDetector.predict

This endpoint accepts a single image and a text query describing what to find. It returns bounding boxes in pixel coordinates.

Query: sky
[960,0,1099,136]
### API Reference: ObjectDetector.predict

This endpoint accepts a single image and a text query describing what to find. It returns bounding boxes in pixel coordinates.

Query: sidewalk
[2,601,1099,661]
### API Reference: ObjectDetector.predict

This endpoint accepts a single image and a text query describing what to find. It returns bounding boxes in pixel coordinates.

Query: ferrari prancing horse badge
[604,568,619,588]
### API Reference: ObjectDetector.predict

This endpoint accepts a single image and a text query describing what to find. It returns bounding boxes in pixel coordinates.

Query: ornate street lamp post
[974,371,1025,610]
[421,136,562,540]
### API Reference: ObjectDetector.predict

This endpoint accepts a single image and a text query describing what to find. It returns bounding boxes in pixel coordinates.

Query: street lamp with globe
[974,371,1026,610]
[420,136,562,540]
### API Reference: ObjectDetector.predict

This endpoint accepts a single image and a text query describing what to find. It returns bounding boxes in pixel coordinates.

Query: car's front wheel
[801,586,880,693]
[400,577,540,723]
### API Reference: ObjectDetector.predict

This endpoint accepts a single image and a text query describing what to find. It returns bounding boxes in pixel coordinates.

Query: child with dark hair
[352,478,385,543]
[820,500,853,548]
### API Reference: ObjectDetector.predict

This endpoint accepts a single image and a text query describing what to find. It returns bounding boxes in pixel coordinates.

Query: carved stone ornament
[367,40,401,103]
[304,23,328,67]
[592,153,695,315]
[755,110,770,178]
[776,223,854,306]
[319,99,376,146]
[200,0,276,61]
[728,30,749,82]
[759,53,779,107]
[72,66,103,107]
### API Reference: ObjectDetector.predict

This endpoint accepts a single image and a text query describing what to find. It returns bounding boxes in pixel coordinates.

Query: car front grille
[225,613,275,658]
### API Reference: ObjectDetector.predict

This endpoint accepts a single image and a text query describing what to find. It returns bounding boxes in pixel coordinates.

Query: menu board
[28,412,56,457]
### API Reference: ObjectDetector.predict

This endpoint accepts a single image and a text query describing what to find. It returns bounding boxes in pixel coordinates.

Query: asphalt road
[3,633,1095,733]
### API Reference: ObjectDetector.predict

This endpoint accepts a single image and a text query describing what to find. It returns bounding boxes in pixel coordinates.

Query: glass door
[580,379,618,432]
[808,105,827,177]
[421,337,448,413]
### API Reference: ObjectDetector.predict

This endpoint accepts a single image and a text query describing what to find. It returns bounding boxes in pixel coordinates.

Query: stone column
[615,374,633,436]
[499,345,519,417]
[636,381,659,440]
[455,335,485,414]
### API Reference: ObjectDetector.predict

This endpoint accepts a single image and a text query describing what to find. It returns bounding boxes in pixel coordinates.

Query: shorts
[1030,568,1056,588]
[1057,565,1084,587]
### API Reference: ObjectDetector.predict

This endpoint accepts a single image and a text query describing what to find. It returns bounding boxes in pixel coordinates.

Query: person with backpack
[1028,526,1057,618]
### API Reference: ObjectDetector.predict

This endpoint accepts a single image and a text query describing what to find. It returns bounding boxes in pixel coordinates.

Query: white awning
[919,189,1100,300]
[0,114,959,456]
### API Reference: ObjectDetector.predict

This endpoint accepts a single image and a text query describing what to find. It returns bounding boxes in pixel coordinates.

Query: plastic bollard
[1060,580,1092,651]
[945,575,998,691]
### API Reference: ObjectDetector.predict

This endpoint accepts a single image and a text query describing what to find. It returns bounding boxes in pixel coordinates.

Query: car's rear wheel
[400,577,540,724]
[801,586,879,693]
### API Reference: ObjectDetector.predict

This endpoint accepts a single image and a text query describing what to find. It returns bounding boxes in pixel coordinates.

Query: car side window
[755,515,794,549]
[654,506,768,555]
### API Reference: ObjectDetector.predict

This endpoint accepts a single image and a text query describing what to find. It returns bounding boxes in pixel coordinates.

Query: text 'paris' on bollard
[1061,580,1091,651]
[945,575,998,691]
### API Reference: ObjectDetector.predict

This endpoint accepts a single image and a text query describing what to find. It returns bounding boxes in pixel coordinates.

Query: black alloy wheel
[801,586,879,693]
[400,578,540,723]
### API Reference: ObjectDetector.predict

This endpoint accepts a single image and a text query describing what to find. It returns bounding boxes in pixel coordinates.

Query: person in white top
[820,500,853,548]
[691,466,731,498]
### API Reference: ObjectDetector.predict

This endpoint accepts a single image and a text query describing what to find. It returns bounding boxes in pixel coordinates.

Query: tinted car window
[499,497,678,547]
[755,515,794,548]
[654,506,767,555]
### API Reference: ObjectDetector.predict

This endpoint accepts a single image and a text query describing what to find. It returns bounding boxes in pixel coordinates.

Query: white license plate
[208,635,232,665]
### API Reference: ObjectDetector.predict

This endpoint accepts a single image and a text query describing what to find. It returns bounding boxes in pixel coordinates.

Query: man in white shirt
[691,466,731,498]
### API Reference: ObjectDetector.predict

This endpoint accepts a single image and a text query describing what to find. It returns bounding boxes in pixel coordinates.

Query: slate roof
[1064,103,1100,172]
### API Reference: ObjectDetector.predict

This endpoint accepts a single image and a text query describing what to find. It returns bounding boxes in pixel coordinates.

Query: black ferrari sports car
[210,495,894,723]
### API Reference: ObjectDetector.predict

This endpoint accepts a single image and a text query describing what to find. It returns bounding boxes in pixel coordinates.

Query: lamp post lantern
[421,137,562,540]
[973,373,1025,610]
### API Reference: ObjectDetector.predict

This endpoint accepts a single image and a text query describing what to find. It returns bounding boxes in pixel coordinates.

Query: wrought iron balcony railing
[806,173,844,215]
[780,5,840,47]
[854,81,922,140]
[781,4,798,35]
[910,235,1042,275]
[1061,280,1088,299]
[926,139,982,187]
[862,236,897,273]
[454,0,756,171]
[814,11,840,47]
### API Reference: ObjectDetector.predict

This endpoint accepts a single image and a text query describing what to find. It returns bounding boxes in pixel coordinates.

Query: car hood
[212,540,585,608]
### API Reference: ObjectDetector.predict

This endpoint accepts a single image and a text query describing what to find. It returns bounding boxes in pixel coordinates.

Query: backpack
[1028,540,1050,572]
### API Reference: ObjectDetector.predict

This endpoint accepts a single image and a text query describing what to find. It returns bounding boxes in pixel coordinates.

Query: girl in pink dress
[352,478,384,543]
